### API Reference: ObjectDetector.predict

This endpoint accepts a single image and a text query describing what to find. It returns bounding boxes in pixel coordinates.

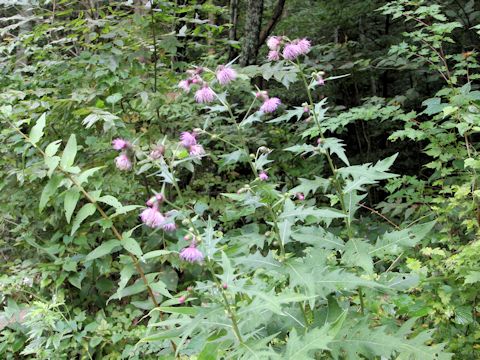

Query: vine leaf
[71,203,96,236]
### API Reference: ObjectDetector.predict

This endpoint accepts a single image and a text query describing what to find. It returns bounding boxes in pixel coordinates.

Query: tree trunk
[240,0,263,66]
[258,0,286,47]
[228,0,239,60]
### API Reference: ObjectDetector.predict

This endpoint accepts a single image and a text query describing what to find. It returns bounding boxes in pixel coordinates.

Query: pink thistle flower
[260,97,281,113]
[317,75,325,86]
[194,85,215,103]
[267,36,282,50]
[297,38,311,54]
[296,192,305,200]
[179,243,204,263]
[112,138,129,151]
[189,144,205,157]
[222,283,228,290]
[150,145,165,159]
[146,193,164,207]
[180,131,197,148]
[267,50,280,61]
[259,171,269,181]
[115,153,132,171]
[146,198,155,207]
[163,222,177,232]
[178,296,186,304]
[178,80,191,93]
[140,206,165,228]
[283,43,302,60]
[255,90,268,100]
[190,75,202,85]
[216,65,237,85]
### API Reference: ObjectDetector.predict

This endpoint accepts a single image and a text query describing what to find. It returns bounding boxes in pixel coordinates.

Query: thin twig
[359,203,400,229]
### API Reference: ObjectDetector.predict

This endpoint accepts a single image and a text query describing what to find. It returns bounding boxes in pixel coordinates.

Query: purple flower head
[178,80,191,93]
[267,50,280,61]
[115,153,132,171]
[163,222,177,232]
[140,206,165,228]
[267,36,282,50]
[150,145,165,160]
[180,131,197,148]
[216,65,237,85]
[260,97,281,113]
[189,144,205,157]
[146,193,164,207]
[162,211,177,232]
[255,90,268,100]
[112,138,129,151]
[297,38,311,54]
[317,75,325,86]
[194,85,215,104]
[179,242,204,263]
[178,296,186,304]
[282,43,302,60]
[296,192,305,201]
[259,171,269,181]
[190,75,202,85]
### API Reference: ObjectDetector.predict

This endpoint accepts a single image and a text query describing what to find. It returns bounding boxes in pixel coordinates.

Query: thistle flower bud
[150,145,165,159]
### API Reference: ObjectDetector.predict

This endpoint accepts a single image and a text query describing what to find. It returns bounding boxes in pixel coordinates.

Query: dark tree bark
[258,0,286,46]
[239,0,263,66]
[228,0,239,60]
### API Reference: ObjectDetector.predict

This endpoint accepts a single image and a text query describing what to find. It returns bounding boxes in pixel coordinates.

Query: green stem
[215,96,288,259]
[296,60,351,234]
[207,262,244,343]
[216,95,259,177]
[358,287,365,315]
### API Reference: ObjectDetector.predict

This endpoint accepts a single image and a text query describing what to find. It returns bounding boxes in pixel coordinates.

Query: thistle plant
[74,37,450,358]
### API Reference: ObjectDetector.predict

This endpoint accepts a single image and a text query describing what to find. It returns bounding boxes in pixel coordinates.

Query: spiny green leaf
[284,326,332,359]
